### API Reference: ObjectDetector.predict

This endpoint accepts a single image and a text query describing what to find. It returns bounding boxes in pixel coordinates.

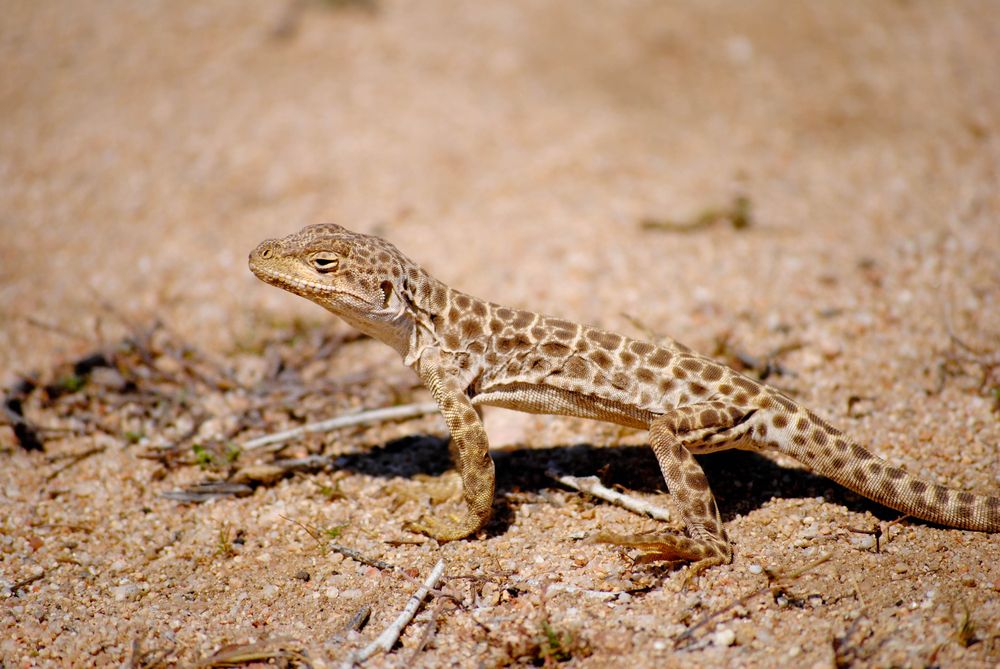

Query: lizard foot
[593,531,731,582]
[404,512,484,542]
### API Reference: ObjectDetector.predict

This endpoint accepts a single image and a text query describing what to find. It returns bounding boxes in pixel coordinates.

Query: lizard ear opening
[380,280,393,307]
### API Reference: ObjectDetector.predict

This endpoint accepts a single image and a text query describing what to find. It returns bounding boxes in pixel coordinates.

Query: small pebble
[747,564,763,575]
[711,628,736,647]
[111,584,140,602]
[855,535,876,550]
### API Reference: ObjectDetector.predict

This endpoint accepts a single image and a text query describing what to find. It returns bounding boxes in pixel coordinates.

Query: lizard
[249,223,1000,573]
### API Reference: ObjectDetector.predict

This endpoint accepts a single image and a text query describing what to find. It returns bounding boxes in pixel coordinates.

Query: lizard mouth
[249,260,375,311]
[249,262,339,298]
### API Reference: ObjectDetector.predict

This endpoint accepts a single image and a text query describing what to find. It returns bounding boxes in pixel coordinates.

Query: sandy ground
[2,1,1000,667]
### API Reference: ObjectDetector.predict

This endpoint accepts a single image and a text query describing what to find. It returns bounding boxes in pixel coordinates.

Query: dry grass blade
[192,639,311,668]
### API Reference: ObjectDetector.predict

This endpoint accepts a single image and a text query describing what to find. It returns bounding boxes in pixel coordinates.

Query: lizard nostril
[260,248,273,260]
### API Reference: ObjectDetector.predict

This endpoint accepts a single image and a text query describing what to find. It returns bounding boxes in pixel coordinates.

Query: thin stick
[547,470,672,522]
[330,544,397,572]
[9,570,46,595]
[45,445,107,482]
[345,559,446,666]
[243,402,439,451]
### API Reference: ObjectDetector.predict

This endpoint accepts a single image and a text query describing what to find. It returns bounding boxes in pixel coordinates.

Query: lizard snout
[249,240,280,265]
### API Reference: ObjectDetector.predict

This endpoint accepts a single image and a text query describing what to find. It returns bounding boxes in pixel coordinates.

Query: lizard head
[249,223,417,333]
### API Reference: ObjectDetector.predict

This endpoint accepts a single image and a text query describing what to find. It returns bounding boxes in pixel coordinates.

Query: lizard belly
[471,382,654,429]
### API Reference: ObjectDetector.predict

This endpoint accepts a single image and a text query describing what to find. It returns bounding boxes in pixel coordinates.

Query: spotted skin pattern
[250,224,1000,573]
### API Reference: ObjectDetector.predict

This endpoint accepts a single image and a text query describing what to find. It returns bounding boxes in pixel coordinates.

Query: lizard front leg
[406,349,495,541]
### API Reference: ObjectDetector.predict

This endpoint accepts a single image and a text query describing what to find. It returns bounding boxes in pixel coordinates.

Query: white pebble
[711,628,736,647]
[111,584,140,602]
[855,535,876,550]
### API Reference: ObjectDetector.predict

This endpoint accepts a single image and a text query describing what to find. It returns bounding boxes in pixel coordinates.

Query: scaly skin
[249,224,1000,573]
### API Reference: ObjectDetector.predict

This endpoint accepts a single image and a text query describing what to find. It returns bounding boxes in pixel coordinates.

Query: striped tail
[756,399,1000,532]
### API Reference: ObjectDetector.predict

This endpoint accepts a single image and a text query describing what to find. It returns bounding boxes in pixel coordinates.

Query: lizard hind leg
[600,409,738,578]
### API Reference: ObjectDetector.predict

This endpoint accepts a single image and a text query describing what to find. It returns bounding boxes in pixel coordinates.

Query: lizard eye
[310,253,339,273]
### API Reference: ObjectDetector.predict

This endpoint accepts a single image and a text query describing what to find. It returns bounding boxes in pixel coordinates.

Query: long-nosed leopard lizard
[249,224,999,573]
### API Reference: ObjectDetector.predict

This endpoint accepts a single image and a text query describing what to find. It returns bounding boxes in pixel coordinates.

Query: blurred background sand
[3,1,997,378]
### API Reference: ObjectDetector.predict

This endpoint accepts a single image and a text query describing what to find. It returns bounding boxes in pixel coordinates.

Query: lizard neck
[393,267,469,367]
[335,305,415,360]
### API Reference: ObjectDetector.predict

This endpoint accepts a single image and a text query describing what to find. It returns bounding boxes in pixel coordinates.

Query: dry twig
[345,559,446,666]
[547,470,672,522]
[243,402,439,451]
[8,570,47,596]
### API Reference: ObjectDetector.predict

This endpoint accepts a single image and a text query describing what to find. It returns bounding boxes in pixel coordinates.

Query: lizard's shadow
[331,435,899,534]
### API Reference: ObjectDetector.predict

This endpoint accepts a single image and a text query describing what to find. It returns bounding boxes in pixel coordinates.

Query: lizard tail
[760,408,1000,532]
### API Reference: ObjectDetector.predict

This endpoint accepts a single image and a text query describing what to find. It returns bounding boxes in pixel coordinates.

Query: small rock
[711,628,736,647]
[111,583,140,602]
[854,535,876,550]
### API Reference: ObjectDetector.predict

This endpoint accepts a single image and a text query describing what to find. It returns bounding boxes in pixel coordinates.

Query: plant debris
[640,194,753,233]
